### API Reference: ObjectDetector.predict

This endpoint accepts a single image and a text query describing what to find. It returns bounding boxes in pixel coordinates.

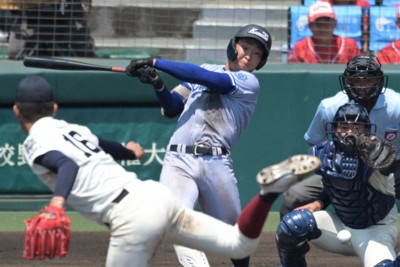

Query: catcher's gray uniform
[311,206,397,267]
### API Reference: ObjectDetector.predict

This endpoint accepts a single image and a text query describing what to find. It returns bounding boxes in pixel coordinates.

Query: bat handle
[111,67,126,73]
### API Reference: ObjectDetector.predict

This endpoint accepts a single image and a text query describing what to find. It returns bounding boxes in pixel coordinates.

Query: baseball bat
[23,56,126,73]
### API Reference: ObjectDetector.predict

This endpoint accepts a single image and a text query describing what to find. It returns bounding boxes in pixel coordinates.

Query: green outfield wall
[1,59,400,211]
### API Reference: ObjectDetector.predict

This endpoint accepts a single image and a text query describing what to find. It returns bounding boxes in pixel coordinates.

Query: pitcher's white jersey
[22,117,138,222]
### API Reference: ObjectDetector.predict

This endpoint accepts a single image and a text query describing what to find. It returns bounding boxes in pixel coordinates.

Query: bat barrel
[23,56,123,72]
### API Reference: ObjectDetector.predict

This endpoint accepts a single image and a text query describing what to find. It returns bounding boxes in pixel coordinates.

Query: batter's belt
[168,144,229,156]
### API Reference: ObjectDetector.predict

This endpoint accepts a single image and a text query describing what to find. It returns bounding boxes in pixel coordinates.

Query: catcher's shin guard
[276,242,309,267]
[231,256,250,267]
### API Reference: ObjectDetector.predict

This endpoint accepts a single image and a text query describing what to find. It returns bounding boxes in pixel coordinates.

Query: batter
[125,24,272,267]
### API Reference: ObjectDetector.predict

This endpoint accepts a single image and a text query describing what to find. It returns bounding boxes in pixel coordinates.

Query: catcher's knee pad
[276,209,321,250]
[374,259,400,267]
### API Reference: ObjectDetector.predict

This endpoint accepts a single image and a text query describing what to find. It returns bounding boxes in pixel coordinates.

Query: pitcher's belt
[168,144,229,156]
[104,188,129,228]
[112,189,129,204]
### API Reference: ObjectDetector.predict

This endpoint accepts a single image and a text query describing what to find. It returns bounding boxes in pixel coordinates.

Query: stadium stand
[369,6,400,52]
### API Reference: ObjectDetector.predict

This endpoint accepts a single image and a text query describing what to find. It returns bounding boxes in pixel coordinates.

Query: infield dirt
[0,231,367,267]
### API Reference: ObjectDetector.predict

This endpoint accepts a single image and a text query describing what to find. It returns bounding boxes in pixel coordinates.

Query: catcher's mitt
[23,205,71,260]
[355,135,397,170]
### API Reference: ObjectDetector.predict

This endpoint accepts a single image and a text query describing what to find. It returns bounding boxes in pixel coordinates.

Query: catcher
[275,102,398,267]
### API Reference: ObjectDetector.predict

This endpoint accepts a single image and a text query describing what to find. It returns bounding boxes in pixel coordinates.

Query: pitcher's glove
[23,205,71,260]
[355,134,397,170]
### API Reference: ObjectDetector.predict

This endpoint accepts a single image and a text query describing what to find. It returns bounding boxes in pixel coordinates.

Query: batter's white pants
[103,180,259,267]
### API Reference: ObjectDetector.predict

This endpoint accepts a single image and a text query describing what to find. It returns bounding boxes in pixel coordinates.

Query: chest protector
[314,141,395,229]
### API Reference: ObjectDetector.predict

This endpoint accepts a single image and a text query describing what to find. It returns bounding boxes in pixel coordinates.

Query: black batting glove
[136,66,164,90]
[126,58,154,77]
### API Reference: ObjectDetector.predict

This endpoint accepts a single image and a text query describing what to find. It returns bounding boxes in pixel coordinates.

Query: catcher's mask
[339,55,388,111]
[227,24,271,70]
[326,102,376,153]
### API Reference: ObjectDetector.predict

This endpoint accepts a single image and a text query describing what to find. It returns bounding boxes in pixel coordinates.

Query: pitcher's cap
[16,75,53,103]
[308,1,336,23]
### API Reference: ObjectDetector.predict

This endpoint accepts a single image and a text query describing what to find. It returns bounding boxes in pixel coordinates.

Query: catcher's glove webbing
[355,135,397,170]
[23,205,71,260]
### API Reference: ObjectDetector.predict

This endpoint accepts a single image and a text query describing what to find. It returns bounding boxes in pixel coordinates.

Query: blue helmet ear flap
[227,38,238,62]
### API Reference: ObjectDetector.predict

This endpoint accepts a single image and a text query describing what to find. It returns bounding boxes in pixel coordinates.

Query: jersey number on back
[63,131,101,157]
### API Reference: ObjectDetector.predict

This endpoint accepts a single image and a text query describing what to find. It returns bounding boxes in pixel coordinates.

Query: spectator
[328,0,370,52]
[7,0,95,59]
[377,9,400,64]
[288,0,361,63]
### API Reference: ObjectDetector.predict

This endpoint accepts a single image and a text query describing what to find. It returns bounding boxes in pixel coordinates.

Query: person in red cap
[377,9,400,64]
[328,0,370,52]
[288,0,361,64]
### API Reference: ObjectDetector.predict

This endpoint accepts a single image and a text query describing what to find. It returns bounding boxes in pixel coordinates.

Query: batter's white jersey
[305,89,400,159]
[23,117,138,223]
[160,64,260,219]
[168,64,260,149]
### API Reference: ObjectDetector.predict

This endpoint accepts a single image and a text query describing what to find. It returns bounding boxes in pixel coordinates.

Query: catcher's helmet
[340,55,387,111]
[333,102,370,125]
[227,24,272,70]
[327,102,375,153]
[326,102,375,138]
